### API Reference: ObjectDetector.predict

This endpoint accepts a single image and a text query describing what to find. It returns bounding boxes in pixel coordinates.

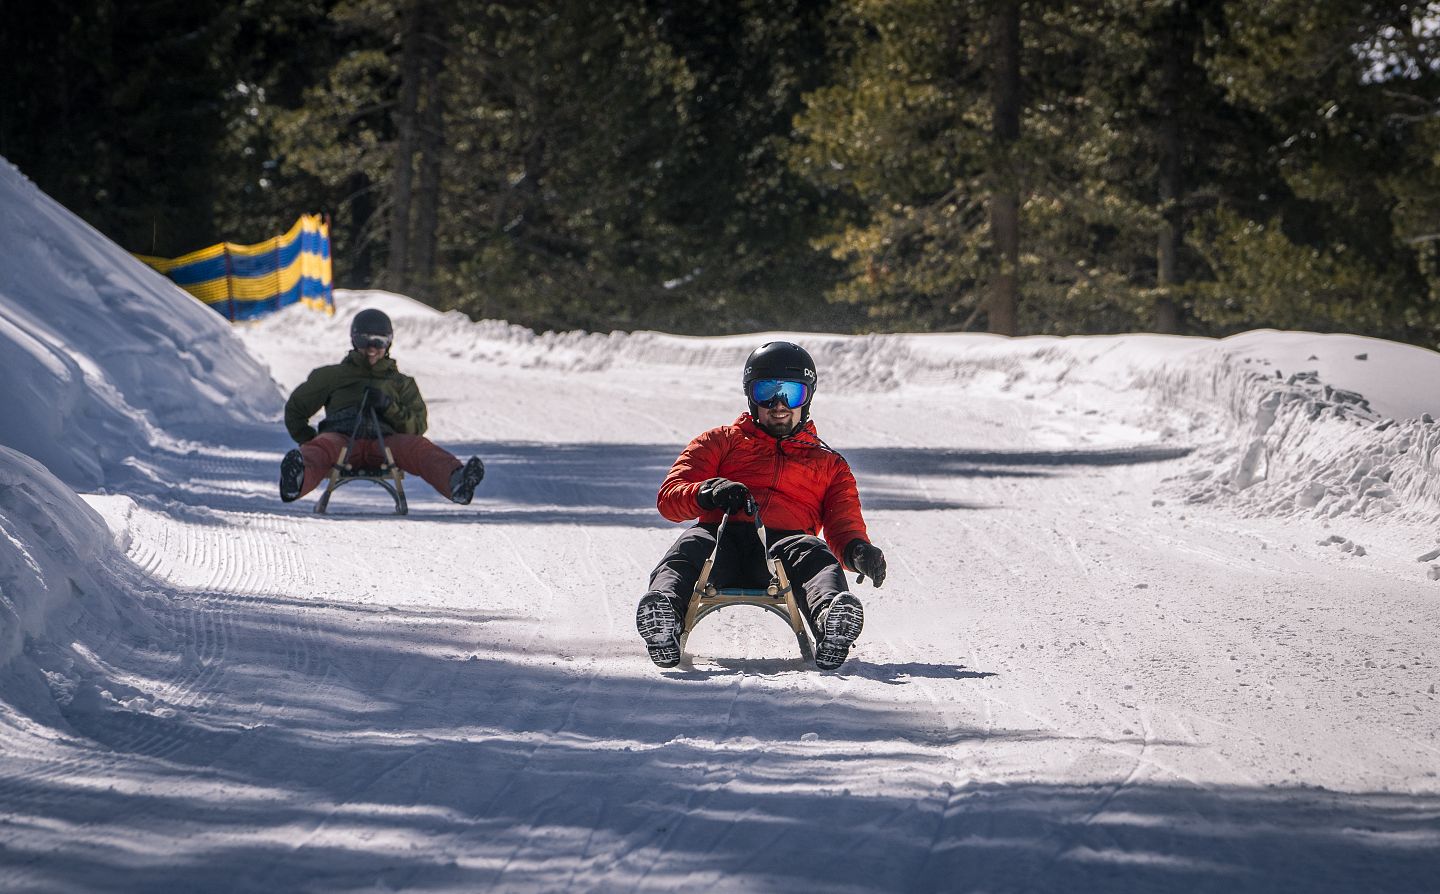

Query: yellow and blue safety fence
[138,214,335,321]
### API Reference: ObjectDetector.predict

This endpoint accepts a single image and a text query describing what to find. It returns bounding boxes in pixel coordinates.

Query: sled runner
[679,508,816,664]
[313,392,408,516]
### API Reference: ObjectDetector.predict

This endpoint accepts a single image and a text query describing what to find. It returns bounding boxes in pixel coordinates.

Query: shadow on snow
[119,425,1193,525]
[0,574,1433,894]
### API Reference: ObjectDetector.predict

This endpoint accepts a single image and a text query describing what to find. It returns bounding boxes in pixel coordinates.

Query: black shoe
[814,592,863,670]
[449,456,485,504]
[279,449,305,503]
[636,592,681,668]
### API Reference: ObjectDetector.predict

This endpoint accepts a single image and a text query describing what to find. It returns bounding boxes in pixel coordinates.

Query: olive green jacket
[284,351,428,444]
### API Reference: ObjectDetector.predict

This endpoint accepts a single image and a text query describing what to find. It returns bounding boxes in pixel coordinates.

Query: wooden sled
[679,509,815,664]
[313,400,408,516]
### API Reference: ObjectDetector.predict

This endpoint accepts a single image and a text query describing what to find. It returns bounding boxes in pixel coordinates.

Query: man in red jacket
[636,341,887,670]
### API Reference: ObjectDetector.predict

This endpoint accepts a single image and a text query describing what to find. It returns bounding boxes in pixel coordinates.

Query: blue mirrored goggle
[749,379,810,409]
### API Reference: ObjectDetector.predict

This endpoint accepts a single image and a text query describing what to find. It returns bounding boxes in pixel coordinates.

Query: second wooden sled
[313,397,408,516]
[679,508,815,664]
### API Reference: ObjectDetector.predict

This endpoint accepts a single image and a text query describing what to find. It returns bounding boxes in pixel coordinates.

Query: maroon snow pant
[297,432,462,499]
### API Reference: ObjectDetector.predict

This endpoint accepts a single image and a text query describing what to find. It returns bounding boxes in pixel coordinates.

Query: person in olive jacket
[635,341,887,671]
[278,308,484,504]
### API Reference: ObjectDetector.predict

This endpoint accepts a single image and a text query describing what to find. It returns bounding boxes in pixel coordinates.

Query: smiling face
[352,331,391,366]
[747,377,810,438]
[756,401,800,438]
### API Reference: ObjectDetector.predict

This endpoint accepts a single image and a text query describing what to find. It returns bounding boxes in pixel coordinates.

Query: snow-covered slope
[0,447,115,669]
[2,176,1439,889]
[0,159,281,487]
[0,446,178,739]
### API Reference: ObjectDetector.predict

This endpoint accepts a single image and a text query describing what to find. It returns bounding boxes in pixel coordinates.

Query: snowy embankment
[0,447,114,670]
[1144,331,1440,524]
[806,328,1440,524]
[0,159,277,719]
[2,160,1439,892]
[0,444,182,748]
[0,159,281,489]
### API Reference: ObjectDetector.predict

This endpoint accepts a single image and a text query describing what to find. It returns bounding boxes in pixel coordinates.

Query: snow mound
[1149,333,1440,522]
[0,447,115,668]
[248,300,1208,399]
[0,446,178,736]
[247,288,668,374]
[0,158,283,487]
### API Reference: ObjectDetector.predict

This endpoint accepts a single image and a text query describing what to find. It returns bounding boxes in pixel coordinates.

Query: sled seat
[678,512,815,664]
[342,465,395,478]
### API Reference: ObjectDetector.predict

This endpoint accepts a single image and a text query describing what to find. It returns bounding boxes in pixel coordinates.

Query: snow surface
[2,167,1440,892]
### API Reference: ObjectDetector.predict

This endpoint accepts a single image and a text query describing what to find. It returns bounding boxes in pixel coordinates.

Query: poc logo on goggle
[749,379,811,409]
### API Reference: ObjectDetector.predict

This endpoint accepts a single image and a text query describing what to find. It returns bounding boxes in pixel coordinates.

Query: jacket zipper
[762,436,785,519]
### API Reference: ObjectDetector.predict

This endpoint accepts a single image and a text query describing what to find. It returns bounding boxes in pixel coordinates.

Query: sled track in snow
[111,501,331,764]
[113,450,322,746]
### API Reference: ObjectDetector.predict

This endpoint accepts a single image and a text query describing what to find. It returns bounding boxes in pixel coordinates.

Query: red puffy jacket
[657,414,870,564]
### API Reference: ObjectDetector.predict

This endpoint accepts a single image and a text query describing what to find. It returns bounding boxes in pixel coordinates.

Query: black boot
[279,449,305,502]
[636,592,682,668]
[449,456,485,504]
[814,592,863,670]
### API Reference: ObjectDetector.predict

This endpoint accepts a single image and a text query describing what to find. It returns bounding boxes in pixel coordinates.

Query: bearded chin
[761,416,798,438]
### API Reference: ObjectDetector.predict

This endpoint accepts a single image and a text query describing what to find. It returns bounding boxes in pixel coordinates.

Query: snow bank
[0,447,115,668]
[0,158,283,487]
[255,289,1440,524]
[0,446,177,735]
[251,295,1206,397]
[1141,332,1440,523]
[789,328,1440,524]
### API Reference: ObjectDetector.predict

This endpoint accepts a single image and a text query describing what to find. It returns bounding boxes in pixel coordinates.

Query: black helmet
[350,308,393,351]
[743,341,818,421]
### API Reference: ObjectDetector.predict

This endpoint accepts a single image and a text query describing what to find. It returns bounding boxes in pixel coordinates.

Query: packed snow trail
[1,292,1438,891]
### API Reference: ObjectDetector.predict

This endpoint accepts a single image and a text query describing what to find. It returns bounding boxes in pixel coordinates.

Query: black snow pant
[645,522,851,630]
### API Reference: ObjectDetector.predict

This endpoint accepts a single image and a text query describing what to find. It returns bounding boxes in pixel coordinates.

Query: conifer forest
[5,0,1440,341]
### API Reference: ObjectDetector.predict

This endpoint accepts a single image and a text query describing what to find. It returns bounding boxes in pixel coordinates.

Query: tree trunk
[411,10,448,305]
[1154,2,1187,335]
[987,0,1021,337]
[344,171,375,286]
[387,0,427,294]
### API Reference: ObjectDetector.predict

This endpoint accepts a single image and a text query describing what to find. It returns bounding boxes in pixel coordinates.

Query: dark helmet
[350,308,393,351]
[743,341,818,420]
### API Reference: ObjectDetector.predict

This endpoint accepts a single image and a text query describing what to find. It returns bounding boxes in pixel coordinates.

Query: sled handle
[709,502,767,566]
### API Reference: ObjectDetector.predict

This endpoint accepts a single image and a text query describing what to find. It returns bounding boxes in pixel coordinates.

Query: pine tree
[1194,0,1437,338]
[1,0,241,254]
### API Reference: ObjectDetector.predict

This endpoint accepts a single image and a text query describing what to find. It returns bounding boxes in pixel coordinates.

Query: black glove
[696,477,754,515]
[846,539,887,587]
[362,386,392,412]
